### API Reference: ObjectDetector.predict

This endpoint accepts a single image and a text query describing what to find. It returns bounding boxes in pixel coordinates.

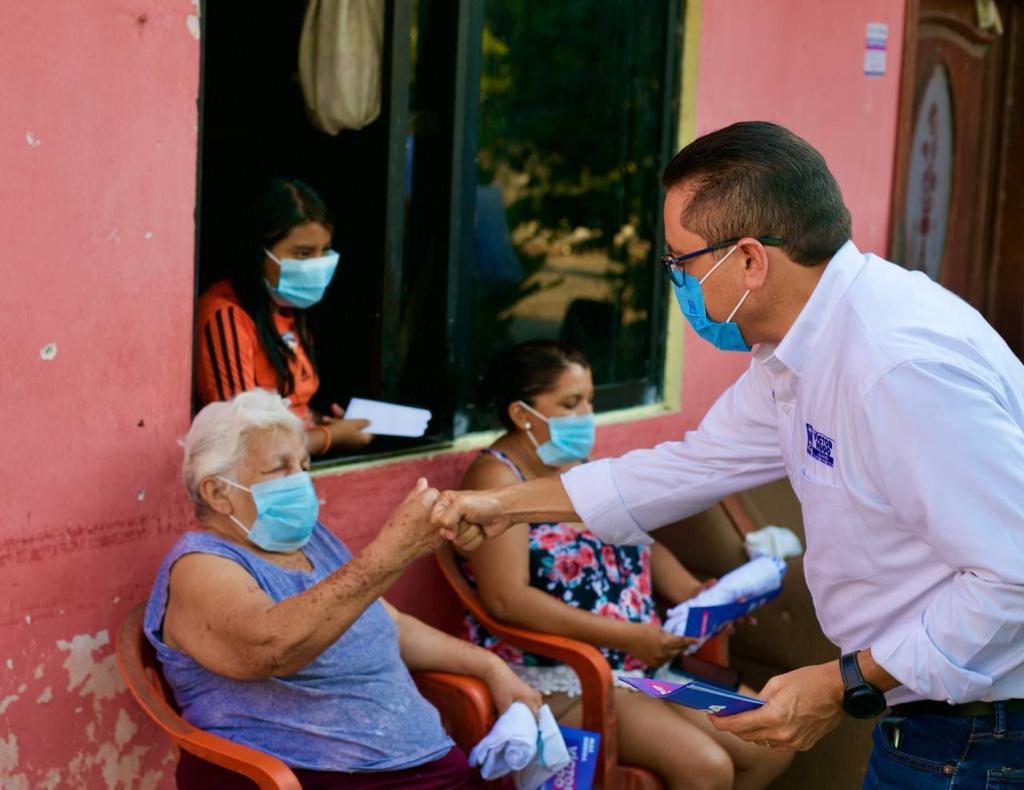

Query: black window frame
[340,0,684,465]
[192,0,684,467]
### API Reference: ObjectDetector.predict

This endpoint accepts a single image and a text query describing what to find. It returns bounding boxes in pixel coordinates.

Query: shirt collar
[754,240,865,376]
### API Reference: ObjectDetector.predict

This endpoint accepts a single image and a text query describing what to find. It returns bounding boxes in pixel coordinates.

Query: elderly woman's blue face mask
[218,472,320,552]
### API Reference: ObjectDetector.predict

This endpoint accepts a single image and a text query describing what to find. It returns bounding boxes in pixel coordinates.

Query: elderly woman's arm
[163,481,442,680]
[379,600,541,716]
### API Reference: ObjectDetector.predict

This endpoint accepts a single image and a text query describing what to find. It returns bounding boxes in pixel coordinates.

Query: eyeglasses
[661,236,785,286]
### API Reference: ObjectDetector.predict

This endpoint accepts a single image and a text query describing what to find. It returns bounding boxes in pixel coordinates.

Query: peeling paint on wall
[187,0,200,39]
[0,733,20,774]
[56,631,125,707]
[62,707,163,789]
[3,0,203,785]
[113,709,136,747]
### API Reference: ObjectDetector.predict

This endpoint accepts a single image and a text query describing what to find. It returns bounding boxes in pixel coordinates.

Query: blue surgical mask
[263,249,340,309]
[673,245,752,352]
[518,401,595,466]
[218,472,320,552]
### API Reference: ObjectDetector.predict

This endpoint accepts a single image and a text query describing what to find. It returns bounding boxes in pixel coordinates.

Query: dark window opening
[194,0,682,462]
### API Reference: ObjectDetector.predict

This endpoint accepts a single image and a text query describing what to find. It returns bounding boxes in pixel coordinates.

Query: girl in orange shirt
[195,178,371,456]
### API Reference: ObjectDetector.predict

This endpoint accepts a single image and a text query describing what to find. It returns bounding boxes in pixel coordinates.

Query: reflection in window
[457,1,678,431]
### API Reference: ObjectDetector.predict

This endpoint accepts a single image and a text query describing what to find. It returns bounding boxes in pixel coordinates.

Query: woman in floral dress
[459,340,791,790]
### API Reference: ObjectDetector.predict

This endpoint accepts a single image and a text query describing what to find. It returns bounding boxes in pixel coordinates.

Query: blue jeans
[864,704,1024,789]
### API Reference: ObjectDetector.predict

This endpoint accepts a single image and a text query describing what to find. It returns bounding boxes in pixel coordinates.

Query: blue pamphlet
[618,676,765,716]
[540,726,600,789]
[684,587,782,639]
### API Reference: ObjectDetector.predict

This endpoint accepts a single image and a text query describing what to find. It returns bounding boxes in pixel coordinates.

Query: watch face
[844,687,887,719]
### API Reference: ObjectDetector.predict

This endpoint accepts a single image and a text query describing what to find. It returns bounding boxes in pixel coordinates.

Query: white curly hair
[181,389,305,515]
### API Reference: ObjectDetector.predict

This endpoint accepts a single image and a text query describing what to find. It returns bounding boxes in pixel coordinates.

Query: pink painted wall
[0,1,905,786]
[682,0,908,398]
[0,2,202,785]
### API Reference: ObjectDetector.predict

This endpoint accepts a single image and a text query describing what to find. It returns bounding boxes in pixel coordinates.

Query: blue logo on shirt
[806,424,835,468]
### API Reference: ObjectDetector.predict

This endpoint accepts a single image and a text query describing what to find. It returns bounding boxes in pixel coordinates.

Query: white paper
[344,398,431,437]
[865,22,889,47]
[863,49,886,76]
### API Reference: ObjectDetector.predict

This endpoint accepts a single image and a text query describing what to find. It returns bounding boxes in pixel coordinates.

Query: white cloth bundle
[744,525,803,560]
[469,702,570,788]
[470,701,537,778]
[514,705,572,790]
[662,556,787,643]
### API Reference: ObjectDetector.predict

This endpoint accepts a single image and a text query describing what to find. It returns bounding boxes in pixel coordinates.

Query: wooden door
[890,0,1024,356]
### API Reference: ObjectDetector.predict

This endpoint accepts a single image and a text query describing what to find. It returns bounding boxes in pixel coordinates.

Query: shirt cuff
[871,623,993,704]
[561,459,652,546]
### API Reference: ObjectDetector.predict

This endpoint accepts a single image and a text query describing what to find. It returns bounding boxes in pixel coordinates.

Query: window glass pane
[457,0,673,431]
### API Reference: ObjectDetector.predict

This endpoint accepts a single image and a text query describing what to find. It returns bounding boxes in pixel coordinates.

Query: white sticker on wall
[866,22,889,48]
[864,21,889,76]
[864,49,887,76]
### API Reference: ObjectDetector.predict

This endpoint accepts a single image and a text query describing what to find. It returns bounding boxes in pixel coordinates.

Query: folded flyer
[618,676,765,716]
[343,397,431,437]
[538,726,599,789]
[683,587,782,639]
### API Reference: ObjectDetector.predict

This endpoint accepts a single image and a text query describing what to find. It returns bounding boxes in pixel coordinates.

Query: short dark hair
[662,121,851,265]
[490,340,590,431]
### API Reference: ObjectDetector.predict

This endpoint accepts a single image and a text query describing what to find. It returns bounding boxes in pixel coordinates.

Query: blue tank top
[144,524,452,772]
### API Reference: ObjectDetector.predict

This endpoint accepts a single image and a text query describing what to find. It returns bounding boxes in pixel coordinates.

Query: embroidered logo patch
[805,423,835,468]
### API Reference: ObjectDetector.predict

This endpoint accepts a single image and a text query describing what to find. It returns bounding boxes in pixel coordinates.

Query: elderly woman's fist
[375,478,444,566]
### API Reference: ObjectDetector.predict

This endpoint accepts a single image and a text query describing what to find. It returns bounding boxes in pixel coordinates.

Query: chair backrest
[115,603,301,790]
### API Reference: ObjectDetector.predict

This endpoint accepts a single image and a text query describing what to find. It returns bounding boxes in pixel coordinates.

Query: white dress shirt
[563,241,1024,705]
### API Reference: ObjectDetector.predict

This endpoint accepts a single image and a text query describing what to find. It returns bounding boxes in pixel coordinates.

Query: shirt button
[783,406,791,414]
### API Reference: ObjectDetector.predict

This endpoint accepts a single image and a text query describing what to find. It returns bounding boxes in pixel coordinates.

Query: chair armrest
[178,731,302,790]
[115,606,300,790]
[413,671,495,754]
[435,549,619,786]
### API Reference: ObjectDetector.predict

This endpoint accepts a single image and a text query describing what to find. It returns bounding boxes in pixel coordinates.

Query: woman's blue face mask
[264,248,340,309]
[672,245,752,352]
[518,401,595,466]
[218,471,320,552]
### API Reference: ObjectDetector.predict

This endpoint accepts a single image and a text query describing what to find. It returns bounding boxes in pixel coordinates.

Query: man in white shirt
[434,122,1024,787]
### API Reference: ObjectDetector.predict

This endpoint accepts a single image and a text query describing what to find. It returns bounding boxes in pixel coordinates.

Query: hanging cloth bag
[298,0,384,134]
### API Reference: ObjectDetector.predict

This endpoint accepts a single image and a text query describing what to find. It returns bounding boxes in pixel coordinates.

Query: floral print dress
[461,449,662,696]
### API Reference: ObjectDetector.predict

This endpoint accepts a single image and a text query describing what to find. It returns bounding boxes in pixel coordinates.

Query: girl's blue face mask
[264,248,340,309]
[672,245,752,352]
[518,401,595,466]
[218,471,320,552]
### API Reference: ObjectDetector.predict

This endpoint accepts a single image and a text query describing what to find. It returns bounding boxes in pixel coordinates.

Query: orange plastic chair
[437,544,730,790]
[116,603,496,789]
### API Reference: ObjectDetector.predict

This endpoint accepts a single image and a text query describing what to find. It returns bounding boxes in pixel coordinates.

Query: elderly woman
[145,389,539,789]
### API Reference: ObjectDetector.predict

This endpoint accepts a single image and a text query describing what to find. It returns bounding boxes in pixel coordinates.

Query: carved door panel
[891,0,1022,357]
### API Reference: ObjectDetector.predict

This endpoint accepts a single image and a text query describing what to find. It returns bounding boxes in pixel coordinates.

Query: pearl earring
[524,422,532,430]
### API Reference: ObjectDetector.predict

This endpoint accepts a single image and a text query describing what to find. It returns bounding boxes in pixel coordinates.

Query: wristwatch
[840,651,887,718]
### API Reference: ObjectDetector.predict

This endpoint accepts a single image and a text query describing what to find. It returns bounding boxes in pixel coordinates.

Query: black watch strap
[840,651,866,690]
[840,651,887,718]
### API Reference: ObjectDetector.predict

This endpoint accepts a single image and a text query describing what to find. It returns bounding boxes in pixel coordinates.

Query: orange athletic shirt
[195,279,319,423]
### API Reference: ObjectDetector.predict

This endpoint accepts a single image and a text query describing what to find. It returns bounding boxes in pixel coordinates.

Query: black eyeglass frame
[660,236,785,286]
